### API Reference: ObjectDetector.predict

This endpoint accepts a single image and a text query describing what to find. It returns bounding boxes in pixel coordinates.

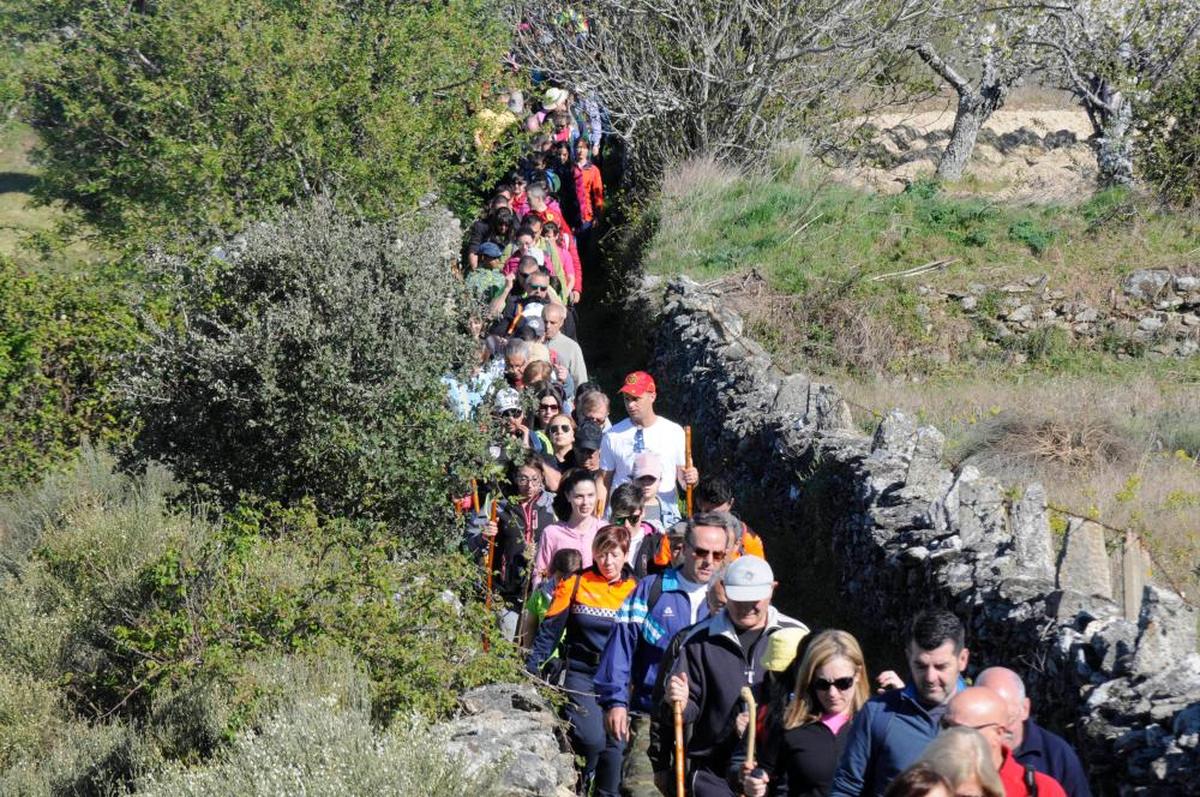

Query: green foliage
[120,201,491,548]
[1137,50,1200,207]
[0,257,140,490]
[16,0,514,244]
[0,453,521,791]
[1007,219,1057,255]
[137,657,500,797]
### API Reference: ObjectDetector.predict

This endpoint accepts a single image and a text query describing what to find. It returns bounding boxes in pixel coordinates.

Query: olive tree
[1038,0,1200,186]
[119,201,489,549]
[513,0,933,171]
[910,1,1058,181]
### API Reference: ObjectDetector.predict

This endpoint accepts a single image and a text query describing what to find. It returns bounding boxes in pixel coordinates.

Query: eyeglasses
[515,475,542,484]
[501,409,522,418]
[549,424,572,434]
[813,676,855,692]
[939,718,1004,732]
[688,545,726,561]
[538,403,559,412]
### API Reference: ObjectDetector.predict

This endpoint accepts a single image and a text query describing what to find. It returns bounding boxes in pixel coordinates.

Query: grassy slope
[644,151,1200,602]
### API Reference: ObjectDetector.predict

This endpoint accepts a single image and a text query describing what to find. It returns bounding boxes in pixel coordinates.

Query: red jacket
[574,161,604,224]
[1000,746,1067,797]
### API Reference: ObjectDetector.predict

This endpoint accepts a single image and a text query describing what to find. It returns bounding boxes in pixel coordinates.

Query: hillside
[642,109,1200,604]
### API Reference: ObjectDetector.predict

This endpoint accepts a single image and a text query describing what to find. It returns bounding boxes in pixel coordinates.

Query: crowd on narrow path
[449,77,1093,797]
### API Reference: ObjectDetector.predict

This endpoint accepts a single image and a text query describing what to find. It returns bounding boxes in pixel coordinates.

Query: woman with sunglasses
[539,412,575,492]
[740,630,871,797]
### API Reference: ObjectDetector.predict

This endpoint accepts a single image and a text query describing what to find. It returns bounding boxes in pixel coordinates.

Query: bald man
[977,668,1091,797]
[944,687,1067,797]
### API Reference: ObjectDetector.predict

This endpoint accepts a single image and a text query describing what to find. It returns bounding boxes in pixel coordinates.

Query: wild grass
[645,150,1200,605]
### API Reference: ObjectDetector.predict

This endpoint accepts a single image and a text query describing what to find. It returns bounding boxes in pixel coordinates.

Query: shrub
[119,201,491,550]
[1137,50,1200,207]
[1007,219,1057,255]
[0,258,140,490]
[17,0,514,243]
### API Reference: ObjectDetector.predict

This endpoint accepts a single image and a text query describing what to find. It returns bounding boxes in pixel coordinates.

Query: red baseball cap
[619,371,656,397]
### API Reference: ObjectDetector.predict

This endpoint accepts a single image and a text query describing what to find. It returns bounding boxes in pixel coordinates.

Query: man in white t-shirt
[599,371,699,510]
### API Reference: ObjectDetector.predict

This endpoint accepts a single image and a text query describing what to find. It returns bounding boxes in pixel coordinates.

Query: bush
[17,0,514,243]
[119,201,491,550]
[137,659,499,797]
[1137,50,1200,207]
[0,258,140,490]
[0,455,522,790]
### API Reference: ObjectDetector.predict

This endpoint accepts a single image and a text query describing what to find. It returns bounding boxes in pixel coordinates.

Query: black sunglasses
[538,402,560,411]
[549,424,572,433]
[527,283,550,292]
[813,676,855,692]
[501,409,522,418]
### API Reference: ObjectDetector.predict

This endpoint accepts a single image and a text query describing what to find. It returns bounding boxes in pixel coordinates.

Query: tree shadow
[0,172,39,195]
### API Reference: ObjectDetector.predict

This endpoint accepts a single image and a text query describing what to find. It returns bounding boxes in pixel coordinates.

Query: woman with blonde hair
[741,629,871,797]
[912,727,1004,797]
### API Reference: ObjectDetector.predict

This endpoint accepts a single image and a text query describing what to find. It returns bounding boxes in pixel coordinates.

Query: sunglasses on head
[688,545,726,561]
[813,676,855,692]
[549,424,572,433]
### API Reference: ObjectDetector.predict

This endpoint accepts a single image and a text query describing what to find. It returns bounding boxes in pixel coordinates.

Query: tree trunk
[1095,93,1134,187]
[936,84,1007,181]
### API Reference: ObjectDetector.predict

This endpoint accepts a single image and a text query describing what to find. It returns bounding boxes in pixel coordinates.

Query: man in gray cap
[665,556,808,797]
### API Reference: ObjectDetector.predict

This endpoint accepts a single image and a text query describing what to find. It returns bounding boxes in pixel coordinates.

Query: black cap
[574,419,604,451]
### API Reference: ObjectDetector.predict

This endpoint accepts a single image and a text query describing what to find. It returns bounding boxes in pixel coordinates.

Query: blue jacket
[594,568,708,713]
[830,682,965,797]
[1017,719,1092,797]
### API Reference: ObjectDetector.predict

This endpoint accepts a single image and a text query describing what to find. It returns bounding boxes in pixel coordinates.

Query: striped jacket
[595,568,710,713]
[527,566,636,676]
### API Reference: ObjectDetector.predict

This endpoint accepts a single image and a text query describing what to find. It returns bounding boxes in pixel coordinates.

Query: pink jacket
[534,515,603,586]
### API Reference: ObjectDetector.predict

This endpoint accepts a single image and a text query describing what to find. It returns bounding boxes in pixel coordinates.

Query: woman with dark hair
[486,206,517,251]
[534,469,603,587]
[528,524,636,797]
[539,412,575,492]
[740,630,872,797]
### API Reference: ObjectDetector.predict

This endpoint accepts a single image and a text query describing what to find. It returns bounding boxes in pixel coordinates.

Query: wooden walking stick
[484,499,499,611]
[741,686,758,774]
[673,700,686,797]
[506,304,525,335]
[684,425,694,518]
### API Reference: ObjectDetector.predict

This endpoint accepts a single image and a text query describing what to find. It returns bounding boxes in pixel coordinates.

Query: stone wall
[646,275,1200,795]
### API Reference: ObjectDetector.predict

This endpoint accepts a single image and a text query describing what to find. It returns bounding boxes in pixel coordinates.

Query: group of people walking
[451,72,1093,797]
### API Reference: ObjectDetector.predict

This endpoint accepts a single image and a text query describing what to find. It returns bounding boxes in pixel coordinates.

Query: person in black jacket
[741,630,872,797]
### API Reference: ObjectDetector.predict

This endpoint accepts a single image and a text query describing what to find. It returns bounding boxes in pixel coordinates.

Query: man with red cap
[599,371,698,517]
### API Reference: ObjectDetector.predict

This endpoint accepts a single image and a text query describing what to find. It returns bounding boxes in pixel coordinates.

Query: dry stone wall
[646,275,1200,795]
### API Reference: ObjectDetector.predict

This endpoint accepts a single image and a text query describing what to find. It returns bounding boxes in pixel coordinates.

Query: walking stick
[741,686,758,774]
[484,499,498,611]
[684,426,694,517]
[673,700,686,797]
[506,305,525,335]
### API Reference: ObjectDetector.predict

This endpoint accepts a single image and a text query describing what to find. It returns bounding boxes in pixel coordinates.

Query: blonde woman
[913,727,1004,797]
[742,630,871,797]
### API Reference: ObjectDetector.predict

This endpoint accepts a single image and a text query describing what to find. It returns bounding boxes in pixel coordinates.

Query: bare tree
[512,0,933,172]
[1038,0,1200,187]
[910,2,1058,181]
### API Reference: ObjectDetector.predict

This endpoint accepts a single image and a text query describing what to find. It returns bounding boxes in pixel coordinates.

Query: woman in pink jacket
[534,469,603,586]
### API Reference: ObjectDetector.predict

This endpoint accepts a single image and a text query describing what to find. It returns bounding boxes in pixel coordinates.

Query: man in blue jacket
[977,667,1092,797]
[595,514,735,784]
[830,609,970,797]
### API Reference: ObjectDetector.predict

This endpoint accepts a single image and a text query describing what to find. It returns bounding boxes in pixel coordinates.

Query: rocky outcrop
[648,276,1200,795]
[436,684,576,797]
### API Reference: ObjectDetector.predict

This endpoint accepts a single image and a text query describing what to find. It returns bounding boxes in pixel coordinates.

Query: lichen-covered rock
[437,684,575,797]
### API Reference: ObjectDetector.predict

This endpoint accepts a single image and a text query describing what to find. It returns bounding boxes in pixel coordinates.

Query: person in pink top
[741,630,872,797]
[542,220,582,304]
[534,469,604,586]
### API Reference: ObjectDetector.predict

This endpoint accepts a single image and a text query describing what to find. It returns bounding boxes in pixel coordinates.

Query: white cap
[723,555,774,602]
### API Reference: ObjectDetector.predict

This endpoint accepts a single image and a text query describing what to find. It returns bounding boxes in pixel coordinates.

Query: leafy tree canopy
[15,0,513,244]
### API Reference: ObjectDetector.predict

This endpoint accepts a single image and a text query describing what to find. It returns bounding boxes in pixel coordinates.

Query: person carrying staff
[665,556,809,797]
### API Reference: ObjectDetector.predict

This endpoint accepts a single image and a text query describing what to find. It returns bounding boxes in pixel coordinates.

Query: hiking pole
[684,426,694,517]
[506,305,525,335]
[741,686,758,776]
[484,499,498,612]
[673,700,686,797]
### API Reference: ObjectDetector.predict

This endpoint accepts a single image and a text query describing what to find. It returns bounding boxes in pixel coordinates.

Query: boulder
[1123,269,1173,302]
[1010,483,1055,581]
[1057,519,1113,599]
[438,684,575,797]
[1130,587,1199,680]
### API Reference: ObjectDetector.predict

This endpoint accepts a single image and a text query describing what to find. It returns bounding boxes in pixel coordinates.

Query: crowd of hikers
[449,77,1094,797]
